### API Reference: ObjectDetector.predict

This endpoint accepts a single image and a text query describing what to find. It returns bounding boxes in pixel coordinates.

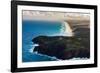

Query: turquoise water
[22,20,63,62]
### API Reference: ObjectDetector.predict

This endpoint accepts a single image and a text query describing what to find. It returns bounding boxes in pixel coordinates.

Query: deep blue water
[22,20,63,62]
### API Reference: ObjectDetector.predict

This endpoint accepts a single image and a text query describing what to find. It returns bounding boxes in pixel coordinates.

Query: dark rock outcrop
[32,28,90,60]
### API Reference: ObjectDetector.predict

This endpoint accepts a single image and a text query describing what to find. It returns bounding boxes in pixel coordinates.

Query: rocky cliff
[32,28,90,60]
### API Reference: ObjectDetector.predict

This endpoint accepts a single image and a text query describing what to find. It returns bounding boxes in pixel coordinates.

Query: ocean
[22,20,65,62]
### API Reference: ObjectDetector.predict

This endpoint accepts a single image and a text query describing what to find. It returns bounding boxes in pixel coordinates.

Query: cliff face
[32,28,90,60]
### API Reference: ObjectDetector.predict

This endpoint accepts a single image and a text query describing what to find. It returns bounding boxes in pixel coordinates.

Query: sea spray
[29,44,39,53]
